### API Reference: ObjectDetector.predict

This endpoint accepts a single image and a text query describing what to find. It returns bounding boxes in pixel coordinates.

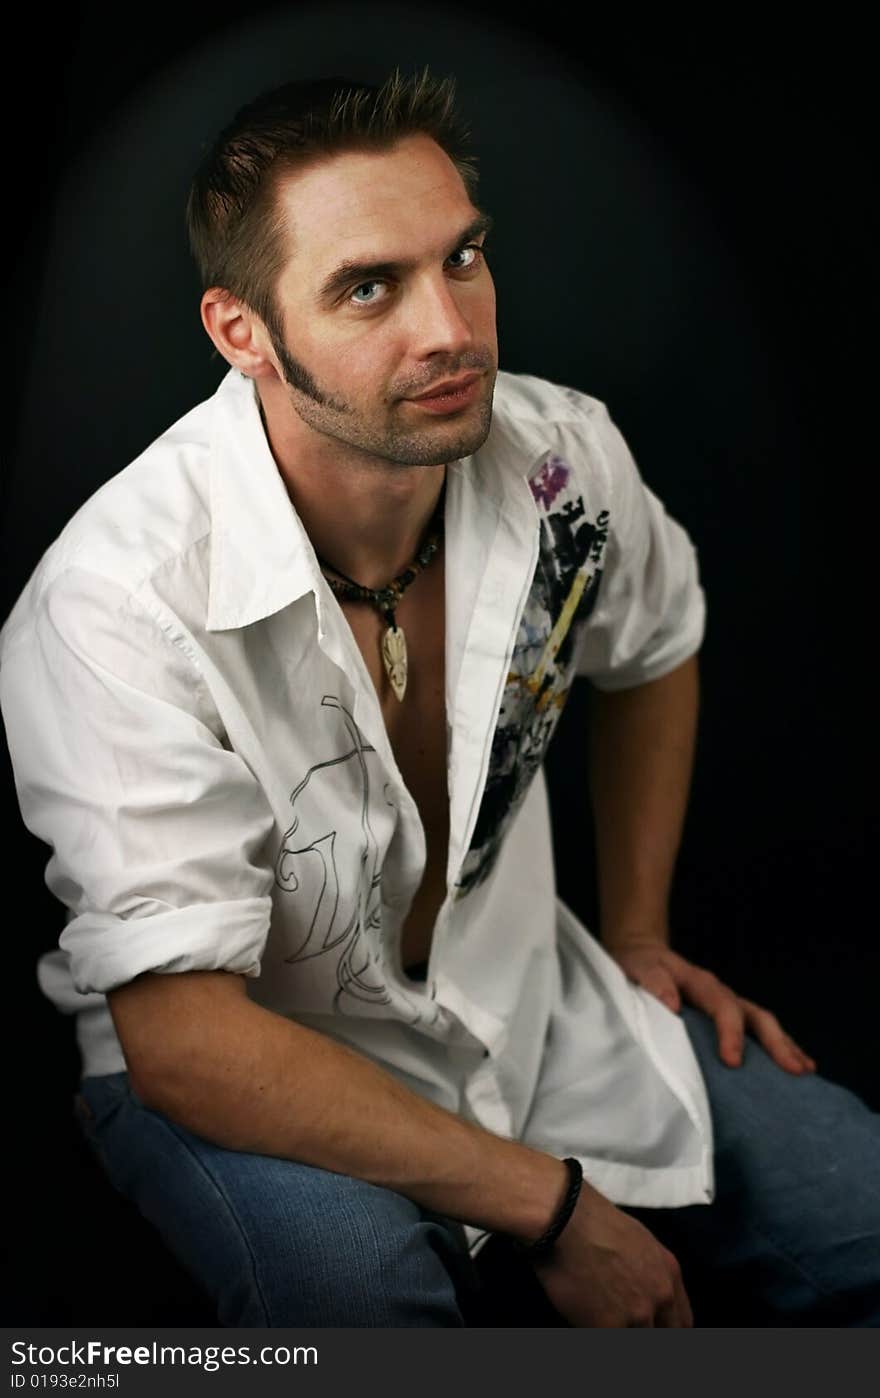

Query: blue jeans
[75,1007,880,1326]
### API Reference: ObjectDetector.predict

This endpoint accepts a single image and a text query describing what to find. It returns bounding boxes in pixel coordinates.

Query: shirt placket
[445,476,540,898]
[421,468,540,1037]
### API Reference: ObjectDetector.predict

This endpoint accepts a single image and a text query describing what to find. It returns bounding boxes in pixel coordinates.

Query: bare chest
[337,556,449,969]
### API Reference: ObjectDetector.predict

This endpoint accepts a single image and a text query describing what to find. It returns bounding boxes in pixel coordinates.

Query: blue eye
[346,243,487,308]
[350,281,385,305]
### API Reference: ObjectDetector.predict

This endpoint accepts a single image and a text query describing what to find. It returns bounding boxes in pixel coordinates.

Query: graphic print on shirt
[275,696,405,1016]
[456,455,609,896]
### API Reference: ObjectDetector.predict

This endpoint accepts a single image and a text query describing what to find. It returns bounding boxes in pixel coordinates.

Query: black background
[2,3,876,1323]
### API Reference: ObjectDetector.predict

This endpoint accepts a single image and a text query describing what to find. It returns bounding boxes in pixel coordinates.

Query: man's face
[265,134,498,468]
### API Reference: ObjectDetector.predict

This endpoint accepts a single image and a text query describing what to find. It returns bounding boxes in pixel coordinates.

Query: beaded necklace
[316,481,445,702]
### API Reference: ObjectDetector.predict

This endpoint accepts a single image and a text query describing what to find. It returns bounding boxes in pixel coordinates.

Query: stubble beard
[270,331,496,468]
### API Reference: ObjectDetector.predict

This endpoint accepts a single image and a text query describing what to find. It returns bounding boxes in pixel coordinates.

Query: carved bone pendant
[381,624,408,702]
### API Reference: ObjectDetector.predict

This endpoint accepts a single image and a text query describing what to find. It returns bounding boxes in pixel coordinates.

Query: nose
[406,272,475,360]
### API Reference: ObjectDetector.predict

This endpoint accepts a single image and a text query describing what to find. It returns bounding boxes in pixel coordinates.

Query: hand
[607,940,817,1075]
[531,1184,693,1327]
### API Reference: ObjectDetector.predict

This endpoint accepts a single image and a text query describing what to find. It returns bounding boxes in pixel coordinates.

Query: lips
[408,372,481,401]
[404,376,483,415]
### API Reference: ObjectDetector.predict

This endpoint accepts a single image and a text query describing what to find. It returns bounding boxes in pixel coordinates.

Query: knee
[78,1086,465,1328]
[220,1174,465,1327]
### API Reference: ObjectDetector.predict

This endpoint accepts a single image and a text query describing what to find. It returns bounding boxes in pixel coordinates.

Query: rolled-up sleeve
[573,400,706,690]
[0,567,276,995]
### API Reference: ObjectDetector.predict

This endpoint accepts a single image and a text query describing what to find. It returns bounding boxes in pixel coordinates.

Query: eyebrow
[315,212,494,305]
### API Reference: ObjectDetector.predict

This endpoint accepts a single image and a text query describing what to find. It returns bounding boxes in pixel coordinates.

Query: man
[1,69,877,1328]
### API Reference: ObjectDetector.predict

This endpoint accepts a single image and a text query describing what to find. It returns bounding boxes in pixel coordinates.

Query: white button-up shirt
[0,367,714,1249]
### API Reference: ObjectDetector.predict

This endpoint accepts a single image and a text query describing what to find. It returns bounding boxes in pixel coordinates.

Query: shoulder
[492,368,609,431]
[1,384,222,652]
[50,389,216,589]
[488,369,626,501]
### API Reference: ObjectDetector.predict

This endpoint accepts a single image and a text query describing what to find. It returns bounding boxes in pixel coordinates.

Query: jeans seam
[127,1104,273,1326]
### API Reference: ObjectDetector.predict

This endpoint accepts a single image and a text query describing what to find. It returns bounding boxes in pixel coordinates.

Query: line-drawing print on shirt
[275,695,397,1013]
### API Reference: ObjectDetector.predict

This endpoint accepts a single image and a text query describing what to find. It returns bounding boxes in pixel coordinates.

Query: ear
[200,288,278,379]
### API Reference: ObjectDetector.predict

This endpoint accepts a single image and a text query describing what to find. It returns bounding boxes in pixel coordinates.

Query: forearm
[109,969,569,1244]
[587,653,699,949]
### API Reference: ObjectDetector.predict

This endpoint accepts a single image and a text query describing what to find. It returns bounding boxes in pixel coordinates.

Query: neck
[258,384,447,588]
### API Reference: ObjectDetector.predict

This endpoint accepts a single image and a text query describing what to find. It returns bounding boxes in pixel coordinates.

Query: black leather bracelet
[510,1156,583,1260]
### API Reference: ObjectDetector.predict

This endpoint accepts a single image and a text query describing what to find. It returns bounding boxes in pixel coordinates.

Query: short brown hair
[186,66,480,343]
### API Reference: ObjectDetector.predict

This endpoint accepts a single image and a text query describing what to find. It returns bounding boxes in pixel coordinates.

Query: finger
[632,967,681,1013]
[673,1268,694,1328]
[741,1002,817,1074]
[678,969,746,1065]
[655,1254,693,1328]
[778,1036,816,1073]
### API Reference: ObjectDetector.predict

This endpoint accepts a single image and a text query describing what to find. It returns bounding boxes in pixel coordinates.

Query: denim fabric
[75,1006,880,1326]
[75,1072,476,1327]
[622,1006,880,1327]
